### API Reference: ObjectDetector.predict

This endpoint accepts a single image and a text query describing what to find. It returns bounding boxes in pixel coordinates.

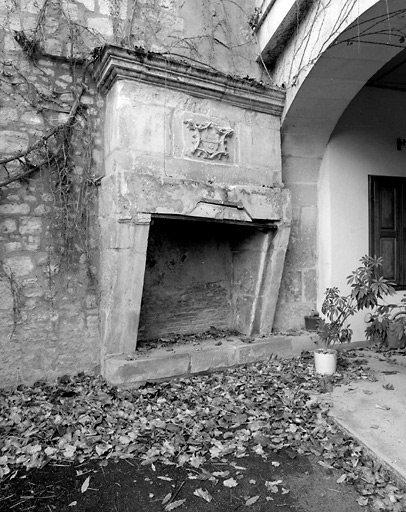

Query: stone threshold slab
[103,334,319,387]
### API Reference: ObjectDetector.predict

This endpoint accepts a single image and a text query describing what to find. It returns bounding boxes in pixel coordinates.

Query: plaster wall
[319,86,406,340]
[270,1,406,334]
[256,0,380,100]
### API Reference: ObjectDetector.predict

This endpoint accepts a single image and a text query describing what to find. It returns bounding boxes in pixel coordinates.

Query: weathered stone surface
[190,346,238,373]
[104,353,191,386]
[0,108,18,124]
[19,217,42,235]
[0,219,17,233]
[0,131,29,155]
[87,16,113,38]
[5,242,23,252]
[4,255,34,277]
[77,0,95,12]
[0,203,30,215]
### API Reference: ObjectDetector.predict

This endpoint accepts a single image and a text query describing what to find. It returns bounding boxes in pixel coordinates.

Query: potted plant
[315,287,355,375]
[365,297,406,349]
[315,255,396,375]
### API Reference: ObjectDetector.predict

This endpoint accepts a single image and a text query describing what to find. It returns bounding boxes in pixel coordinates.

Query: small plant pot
[314,348,337,375]
[304,315,319,331]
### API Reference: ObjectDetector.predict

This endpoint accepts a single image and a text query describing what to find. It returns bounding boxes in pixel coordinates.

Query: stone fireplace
[94,47,290,373]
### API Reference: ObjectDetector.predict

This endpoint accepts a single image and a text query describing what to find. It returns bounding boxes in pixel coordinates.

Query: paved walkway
[324,347,406,486]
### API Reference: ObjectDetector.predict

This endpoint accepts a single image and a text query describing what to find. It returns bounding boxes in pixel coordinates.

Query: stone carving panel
[183,120,234,161]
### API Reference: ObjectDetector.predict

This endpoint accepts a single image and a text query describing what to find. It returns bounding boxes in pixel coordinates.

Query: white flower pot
[314,349,337,375]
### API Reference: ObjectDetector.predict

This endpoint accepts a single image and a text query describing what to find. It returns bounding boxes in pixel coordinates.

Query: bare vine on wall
[0,0,106,269]
[0,260,21,338]
[256,0,406,88]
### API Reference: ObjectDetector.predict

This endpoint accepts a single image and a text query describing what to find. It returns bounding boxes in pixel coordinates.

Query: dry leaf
[161,493,172,505]
[245,495,260,506]
[337,474,346,484]
[193,488,212,502]
[165,499,186,510]
[357,496,369,506]
[223,477,238,488]
[81,476,90,493]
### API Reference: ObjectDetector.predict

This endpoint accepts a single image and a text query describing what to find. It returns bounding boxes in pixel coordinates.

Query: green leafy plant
[365,297,406,346]
[317,255,396,348]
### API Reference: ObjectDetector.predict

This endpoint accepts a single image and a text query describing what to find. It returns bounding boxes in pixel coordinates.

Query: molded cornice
[93,46,285,116]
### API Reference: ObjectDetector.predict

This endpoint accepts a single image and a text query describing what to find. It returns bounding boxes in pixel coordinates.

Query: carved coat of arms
[184,120,234,160]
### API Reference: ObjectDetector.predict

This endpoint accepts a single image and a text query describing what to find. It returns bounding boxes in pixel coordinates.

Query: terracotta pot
[314,349,337,375]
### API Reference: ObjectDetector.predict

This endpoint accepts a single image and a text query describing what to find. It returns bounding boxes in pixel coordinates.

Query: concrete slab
[321,348,406,486]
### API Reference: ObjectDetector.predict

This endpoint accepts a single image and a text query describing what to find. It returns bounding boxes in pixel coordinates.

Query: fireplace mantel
[94,45,285,116]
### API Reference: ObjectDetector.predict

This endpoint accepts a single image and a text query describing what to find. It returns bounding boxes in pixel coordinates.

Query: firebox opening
[137,216,277,343]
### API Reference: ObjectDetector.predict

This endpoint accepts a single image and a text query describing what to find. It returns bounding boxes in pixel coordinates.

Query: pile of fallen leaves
[0,351,405,510]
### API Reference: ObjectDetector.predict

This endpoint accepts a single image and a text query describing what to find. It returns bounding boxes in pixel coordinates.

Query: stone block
[5,242,22,252]
[303,268,317,302]
[0,131,29,155]
[99,0,126,17]
[0,282,13,310]
[273,302,315,332]
[0,219,17,233]
[283,156,320,184]
[77,0,95,11]
[286,183,317,208]
[19,217,42,235]
[234,339,276,365]
[0,203,30,215]
[20,0,39,14]
[21,113,43,126]
[278,268,302,302]
[33,205,51,215]
[104,353,191,386]
[4,255,34,277]
[190,345,238,373]
[0,108,18,125]
[87,17,113,39]
[111,103,170,157]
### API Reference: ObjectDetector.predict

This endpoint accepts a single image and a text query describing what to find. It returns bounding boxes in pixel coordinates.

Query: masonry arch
[258,0,406,336]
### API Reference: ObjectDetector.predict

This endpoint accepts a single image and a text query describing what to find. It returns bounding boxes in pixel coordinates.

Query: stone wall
[0,0,271,386]
[0,53,103,386]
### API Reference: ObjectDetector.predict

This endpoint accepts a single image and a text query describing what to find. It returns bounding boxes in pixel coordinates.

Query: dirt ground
[1,449,369,512]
